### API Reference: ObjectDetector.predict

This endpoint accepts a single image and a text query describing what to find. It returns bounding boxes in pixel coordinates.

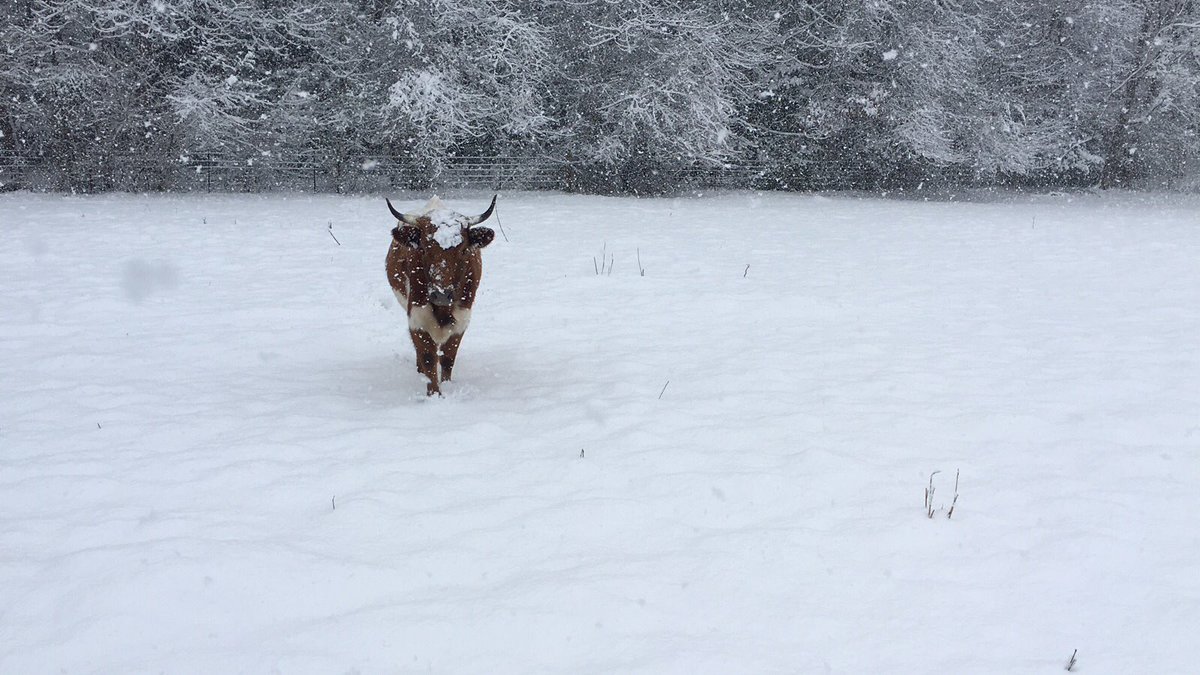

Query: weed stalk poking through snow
[925,470,960,519]
[593,242,614,275]
[925,471,940,518]
[494,205,509,242]
[947,470,960,519]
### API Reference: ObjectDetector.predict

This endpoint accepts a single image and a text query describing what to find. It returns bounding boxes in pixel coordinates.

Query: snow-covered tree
[359,0,556,178]
[1097,0,1200,188]
[542,0,782,192]
[3,0,1200,192]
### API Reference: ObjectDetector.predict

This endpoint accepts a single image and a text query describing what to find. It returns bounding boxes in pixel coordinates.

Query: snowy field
[2,190,1198,674]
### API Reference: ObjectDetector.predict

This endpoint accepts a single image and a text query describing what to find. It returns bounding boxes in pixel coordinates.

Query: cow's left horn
[386,198,421,225]
[465,194,497,226]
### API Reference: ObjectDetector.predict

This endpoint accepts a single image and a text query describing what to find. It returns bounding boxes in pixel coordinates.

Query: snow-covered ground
[2,190,1197,674]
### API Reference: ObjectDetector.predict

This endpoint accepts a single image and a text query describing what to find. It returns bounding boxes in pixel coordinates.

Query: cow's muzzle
[429,286,454,307]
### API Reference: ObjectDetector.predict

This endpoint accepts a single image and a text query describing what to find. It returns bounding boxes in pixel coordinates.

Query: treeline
[2,0,1199,193]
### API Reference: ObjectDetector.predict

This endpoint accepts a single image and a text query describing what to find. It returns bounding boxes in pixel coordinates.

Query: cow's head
[387,195,497,306]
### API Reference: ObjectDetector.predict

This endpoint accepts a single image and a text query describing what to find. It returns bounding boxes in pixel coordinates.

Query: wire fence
[0,153,777,193]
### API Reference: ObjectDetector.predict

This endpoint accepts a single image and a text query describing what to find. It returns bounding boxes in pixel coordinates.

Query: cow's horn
[465,194,497,226]
[386,198,421,225]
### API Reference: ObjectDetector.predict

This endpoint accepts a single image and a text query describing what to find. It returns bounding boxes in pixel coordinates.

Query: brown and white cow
[385,195,497,396]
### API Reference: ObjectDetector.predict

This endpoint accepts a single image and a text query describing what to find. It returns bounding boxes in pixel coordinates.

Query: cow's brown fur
[385,196,495,396]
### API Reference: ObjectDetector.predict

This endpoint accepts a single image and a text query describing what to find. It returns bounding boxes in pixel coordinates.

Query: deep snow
[1,190,1198,673]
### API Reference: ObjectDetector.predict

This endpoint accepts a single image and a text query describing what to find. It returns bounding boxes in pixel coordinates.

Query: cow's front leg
[410,329,441,396]
[440,333,463,383]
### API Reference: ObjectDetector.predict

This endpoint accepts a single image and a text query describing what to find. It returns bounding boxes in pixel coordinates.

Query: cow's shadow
[315,344,550,407]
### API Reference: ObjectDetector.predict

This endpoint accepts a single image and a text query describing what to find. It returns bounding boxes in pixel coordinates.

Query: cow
[385,195,497,396]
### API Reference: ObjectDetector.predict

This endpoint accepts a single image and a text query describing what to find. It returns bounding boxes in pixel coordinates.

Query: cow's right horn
[465,194,498,226]
[386,198,421,225]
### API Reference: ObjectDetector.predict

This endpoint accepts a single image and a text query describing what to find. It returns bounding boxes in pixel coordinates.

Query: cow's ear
[468,227,495,249]
[393,225,420,249]
[463,225,492,249]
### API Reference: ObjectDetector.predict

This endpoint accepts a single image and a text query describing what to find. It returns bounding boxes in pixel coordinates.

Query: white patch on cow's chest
[407,304,472,345]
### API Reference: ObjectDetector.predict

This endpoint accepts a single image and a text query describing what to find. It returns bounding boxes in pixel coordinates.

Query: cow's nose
[429,287,454,307]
